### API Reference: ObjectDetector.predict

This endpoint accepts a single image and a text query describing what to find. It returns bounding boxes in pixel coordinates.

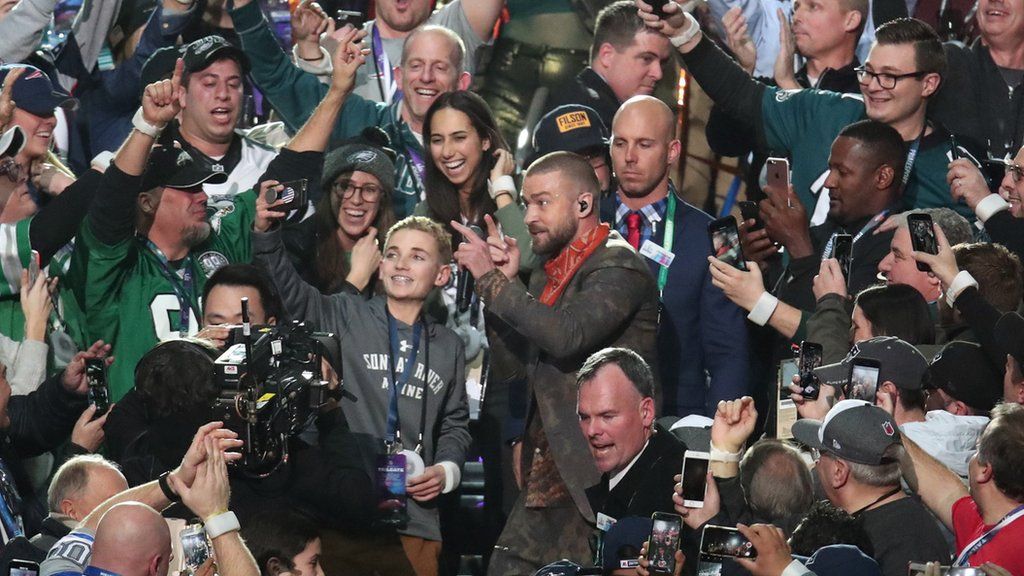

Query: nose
[878,252,893,274]
[421,64,435,83]
[625,144,639,164]
[649,62,663,82]
[524,204,539,226]
[441,138,454,159]
[823,169,838,190]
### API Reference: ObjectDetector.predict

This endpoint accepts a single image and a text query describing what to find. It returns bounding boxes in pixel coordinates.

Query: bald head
[92,503,172,576]
[610,96,680,203]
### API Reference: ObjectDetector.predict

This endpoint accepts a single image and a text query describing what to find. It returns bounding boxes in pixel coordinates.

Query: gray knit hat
[322,127,396,193]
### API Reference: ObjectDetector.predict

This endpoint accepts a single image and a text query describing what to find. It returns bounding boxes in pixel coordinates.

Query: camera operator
[41,424,259,576]
[195,263,282,348]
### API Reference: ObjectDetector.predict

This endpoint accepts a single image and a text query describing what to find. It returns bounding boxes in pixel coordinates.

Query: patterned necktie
[626,212,642,250]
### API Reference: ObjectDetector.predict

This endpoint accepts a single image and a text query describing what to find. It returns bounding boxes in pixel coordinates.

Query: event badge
[374,451,409,529]
[640,239,675,268]
[596,512,617,532]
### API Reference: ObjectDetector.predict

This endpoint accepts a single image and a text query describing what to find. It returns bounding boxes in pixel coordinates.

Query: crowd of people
[0,0,1016,575]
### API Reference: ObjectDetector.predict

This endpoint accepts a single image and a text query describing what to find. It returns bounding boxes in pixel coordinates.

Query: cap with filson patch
[531,104,609,162]
[792,400,901,465]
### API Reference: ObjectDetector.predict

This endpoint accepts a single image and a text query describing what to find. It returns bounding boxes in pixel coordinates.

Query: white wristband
[203,511,240,539]
[746,292,779,326]
[945,270,979,308]
[488,175,517,201]
[709,440,743,462]
[132,108,165,139]
[669,12,701,48]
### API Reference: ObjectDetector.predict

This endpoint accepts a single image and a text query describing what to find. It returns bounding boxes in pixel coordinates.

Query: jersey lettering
[149,293,200,341]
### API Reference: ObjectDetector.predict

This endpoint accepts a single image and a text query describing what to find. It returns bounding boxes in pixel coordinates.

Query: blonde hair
[385,216,453,263]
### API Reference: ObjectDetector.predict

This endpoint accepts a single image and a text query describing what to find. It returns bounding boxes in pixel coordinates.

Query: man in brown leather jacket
[453,151,659,576]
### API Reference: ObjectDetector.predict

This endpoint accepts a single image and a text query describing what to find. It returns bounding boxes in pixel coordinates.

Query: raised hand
[723,7,756,74]
[711,396,757,452]
[292,0,334,60]
[72,404,111,453]
[20,269,52,343]
[142,58,184,127]
[760,184,812,258]
[910,223,958,288]
[483,214,519,280]
[774,9,799,89]
[329,25,369,95]
[253,179,287,233]
[635,0,691,38]
[708,256,765,312]
[812,258,848,301]
[734,523,794,576]
[172,421,243,493]
[673,471,721,529]
[62,340,113,396]
[0,67,24,130]
[947,158,990,211]
[169,437,231,521]
[452,219,498,279]
[346,227,382,291]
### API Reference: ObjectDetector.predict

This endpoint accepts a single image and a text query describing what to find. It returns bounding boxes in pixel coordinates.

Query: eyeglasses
[332,179,381,202]
[0,158,22,184]
[1005,163,1024,184]
[854,66,927,89]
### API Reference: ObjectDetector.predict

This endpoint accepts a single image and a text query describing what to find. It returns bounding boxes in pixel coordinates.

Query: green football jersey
[79,191,256,400]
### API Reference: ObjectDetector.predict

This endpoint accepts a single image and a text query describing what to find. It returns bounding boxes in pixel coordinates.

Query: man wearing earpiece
[452,151,659,576]
[602,95,749,418]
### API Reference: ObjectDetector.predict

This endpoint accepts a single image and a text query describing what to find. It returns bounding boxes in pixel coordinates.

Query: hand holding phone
[8,560,39,576]
[708,216,747,270]
[847,357,881,402]
[647,0,674,17]
[265,179,309,214]
[681,450,710,507]
[828,234,853,283]
[907,213,937,272]
[700,525,757,559]
[648,513,683,575]
[797,342,823,400]
[85,358,110,418]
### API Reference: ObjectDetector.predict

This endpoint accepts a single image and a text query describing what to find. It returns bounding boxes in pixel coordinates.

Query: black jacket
[4,372,87,460]
[545,67,621,131]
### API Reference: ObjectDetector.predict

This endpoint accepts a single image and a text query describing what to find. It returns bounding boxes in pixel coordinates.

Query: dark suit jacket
[601,191,750,417]
[585,423,685,520]
[479,229,660,522]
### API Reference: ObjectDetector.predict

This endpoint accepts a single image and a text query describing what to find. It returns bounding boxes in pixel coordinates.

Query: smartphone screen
[648,513,682,575]
[700,525,757,559]
[180,524,212,571]
[830,234,852,282]
[681,451,710,507]
[907,214,937,272]
[708,216,747,271]
[798,342,823,400]
[85,359,109,417]
[848,359,881,402]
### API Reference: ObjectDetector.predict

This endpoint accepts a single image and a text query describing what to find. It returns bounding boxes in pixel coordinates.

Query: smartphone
[738,201,764,232]
[27,249,40,288]
[847,357,881,402]
[708,216,747,271]
[829,233,853,282]
[681,450,710,508]
[907,564,983,576]
[798,341,823,400]
[179,524,212,572]
[647,0,673,17]
[266,179,308,214]
[907,213,937,272]
[8,560,39,576]
[85,358,110,417]
[334,9,366,29]
[950,134,962,161]
[647,512,682,575]
[700,525,757,559]
[766,157,790,191]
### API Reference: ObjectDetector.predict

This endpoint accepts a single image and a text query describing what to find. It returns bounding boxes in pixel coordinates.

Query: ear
[667,139,682,166]
[639,396,655,428]
[596,42,617,70]
[149,554,163,576]
[482,137,491,153]
[266,315,277,326]
[59,498,76,519]
[875,164,895,190]
[921,72,941,98]
[265,557,288,576]
[832,457,852,489]
[577,191,595,218]
[434,261,452,287]
[457,71,472,91]
[949,400,970,416]
[843,10,863,34]
[138,191,158,215]
[393,65,403,88]
[973,457,995,486]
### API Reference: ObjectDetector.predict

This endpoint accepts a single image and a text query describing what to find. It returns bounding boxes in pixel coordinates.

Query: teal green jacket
[231,0,426,219]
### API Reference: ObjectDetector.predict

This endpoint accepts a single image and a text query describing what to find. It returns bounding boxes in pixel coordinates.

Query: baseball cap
[141,45,185,89]
[0,126,24,158]
[923,341,1003,413]
[141,145,228,191]
[531,105,609,162]
[813,337,928,391]
[601,516,651,572]
[804,545,882,576]
[994,311,1024,365]
[792,400,901,465]
[0,65,75,117]
[182,36,251,75]
[533,560,602,576]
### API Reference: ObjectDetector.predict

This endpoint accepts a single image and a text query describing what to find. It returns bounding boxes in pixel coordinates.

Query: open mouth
[344,208,368,218]
[210,107,233,121]
[390,275,413,285]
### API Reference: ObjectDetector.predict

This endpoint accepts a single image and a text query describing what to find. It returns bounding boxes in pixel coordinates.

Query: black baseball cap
[141,45,185,89]
[0,65,75,117]
[182,36,251,75]
[141,145,228,191]
[792,400,902,465]
[813,337,929,391]
[601,516,651,572]
[531,104,609,163]
[923,341,1003,413]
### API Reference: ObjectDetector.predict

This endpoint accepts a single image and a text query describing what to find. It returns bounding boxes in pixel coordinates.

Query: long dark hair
[312,173,395,294]
[423,91,509,239]
[855,284,936,345]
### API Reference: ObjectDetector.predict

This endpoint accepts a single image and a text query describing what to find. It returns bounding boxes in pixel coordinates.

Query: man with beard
[72,61,256,399]
[602,95,748,417]
[452,151,659,575]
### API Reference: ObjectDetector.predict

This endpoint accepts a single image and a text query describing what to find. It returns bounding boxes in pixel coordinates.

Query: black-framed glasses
[332,179,381,202]
[854,66,928,89]
[0,158,22,184]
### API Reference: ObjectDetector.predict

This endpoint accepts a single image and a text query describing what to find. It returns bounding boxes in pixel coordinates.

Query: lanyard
[405,145,426,198]
[902,124,927,189]
[953,503,1024,566]
[371,25,398,104]
[851,486,902,518]
[386,310,428,452]
[657,192,677,295]
[143,238,197,337]
[852,209,890,244]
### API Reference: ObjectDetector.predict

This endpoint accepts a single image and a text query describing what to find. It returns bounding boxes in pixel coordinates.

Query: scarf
[539,223,610,305]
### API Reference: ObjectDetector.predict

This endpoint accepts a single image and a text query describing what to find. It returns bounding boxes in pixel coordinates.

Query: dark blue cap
[532,104,609,162]
[0,65,74,117]
[602,516,652,571]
